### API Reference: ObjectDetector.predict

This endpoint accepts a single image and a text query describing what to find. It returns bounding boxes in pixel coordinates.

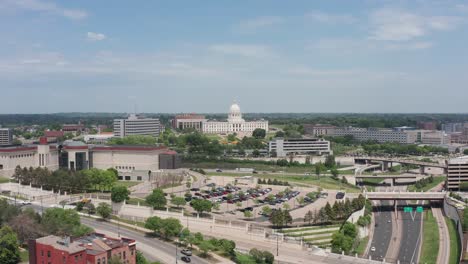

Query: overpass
[365,191,446,201]
[354,156,448,174]
[356,174,419,186]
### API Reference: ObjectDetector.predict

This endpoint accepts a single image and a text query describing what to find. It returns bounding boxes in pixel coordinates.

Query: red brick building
[29,233,136,264]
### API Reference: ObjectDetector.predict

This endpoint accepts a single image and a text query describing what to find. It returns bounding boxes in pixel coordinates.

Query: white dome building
[202,102,268,135]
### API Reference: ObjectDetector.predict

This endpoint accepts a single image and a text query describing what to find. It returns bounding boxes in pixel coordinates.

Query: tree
[282,203,290,211]
[252,128,266,139]
[146,188,167,209]
[8,211,43,244]
[330,168,339,179]
[159,218,183,240]
[85,203,96,215]
[191,199,213,215]
[0,226,21,264]
[145,216,163,235]
[136,251,149,264]
[262,206,272,216]
[41,208,82,236]
[198,240,212,257]
[171,197,187,208]
[96,203,112,220]
[269,209,292,228]
[325,155,336,169]
[108,256,124,264]
[244,211,253,218]
[304,210,313,225]
[111,186,130,203]
[324,202,335,220]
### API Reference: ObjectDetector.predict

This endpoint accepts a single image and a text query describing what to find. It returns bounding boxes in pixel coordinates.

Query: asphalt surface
[17,202,210,264]
[397,201,422,264]
[369,201,393,261]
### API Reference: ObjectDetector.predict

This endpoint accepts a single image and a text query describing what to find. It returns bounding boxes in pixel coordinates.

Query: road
[433,207,450,264]
[368,200,393,261]
[18,201,211,264]
[397,201,422,264]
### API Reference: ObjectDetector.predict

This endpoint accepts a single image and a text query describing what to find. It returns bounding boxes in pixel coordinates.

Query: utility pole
[276,234,279,256]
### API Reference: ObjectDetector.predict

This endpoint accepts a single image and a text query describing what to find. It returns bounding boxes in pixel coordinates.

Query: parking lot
[177,176,350,221]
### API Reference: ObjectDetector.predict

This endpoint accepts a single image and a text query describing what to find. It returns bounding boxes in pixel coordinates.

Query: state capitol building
[172,102,268,136]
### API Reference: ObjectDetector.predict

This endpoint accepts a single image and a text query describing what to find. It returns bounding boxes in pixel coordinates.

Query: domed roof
[230,102,241,113]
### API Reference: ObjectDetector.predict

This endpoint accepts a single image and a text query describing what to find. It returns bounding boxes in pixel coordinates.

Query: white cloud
[0,0,87,20]
[87,32,106,41]
[210,44,273,58]
[383,41,433,50]
[235,16,284,33]
[369,8,462,41]
[305,11,356,24]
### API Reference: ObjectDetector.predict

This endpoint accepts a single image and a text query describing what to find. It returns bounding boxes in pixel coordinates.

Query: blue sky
[1,0,468,113]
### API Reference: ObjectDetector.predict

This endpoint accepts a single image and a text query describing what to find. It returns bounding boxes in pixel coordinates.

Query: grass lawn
[446,217,461,264]
[114,181,140,188]
[127,197,149,207]
[420,211,439,264]
[0,177,10,183]
[20,249,29,263]
[208,172,360,192]
[354,236,369,256]
[407,176,446,192]
[183,161,317,174]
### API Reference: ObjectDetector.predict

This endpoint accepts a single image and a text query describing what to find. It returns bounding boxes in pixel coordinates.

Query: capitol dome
[228,102,243,122]
[230,103,241,113]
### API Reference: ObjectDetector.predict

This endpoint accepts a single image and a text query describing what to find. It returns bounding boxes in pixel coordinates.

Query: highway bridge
[365,191,446,200]
[354,156,448,174]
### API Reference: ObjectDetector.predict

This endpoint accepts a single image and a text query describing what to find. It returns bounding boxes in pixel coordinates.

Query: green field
[208,172,360,192]
[420,211,439,264]
[408,177,446,192]
[446,217,461,264]
[280,224,339,248]
[114,181,140,188]
[0,177,10,183]
[183,161,317,173]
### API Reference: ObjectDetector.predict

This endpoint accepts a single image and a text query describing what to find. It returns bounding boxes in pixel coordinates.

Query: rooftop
[449,156,468,164]
[36,235,85,254]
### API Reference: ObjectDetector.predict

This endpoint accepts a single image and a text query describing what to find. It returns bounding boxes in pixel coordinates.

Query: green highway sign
[416,206,423,213]
[403,206,413,212]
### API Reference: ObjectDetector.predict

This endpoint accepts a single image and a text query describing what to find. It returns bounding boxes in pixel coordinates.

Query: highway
[397,201,422,264]
[368,200,393,261]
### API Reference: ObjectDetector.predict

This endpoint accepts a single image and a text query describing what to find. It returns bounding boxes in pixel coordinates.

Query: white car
[370,246,376,252]
[20,201,31,205]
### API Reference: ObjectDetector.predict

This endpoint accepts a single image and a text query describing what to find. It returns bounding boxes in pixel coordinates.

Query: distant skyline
[1,0,468,114]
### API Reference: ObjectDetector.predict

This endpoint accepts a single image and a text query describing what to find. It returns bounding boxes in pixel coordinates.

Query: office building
[442,123,464,134]
[0,128,13,146]
[303,124,336,136]
[114,114,161,138]
[29,233,136,264]
[447,156,468,190]
[202,102,268,135]
[172,114,206,132]
[332,127,412,144]
[268,138,331,157]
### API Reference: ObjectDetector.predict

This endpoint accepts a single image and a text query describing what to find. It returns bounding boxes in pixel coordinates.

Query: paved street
[433,207,450,264]
[368,200,393,261]
[397,201,422,264]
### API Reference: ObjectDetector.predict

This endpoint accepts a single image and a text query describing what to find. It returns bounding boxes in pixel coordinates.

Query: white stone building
[202,103,268,135]
[268,138,332,157]
[114,114,161,138]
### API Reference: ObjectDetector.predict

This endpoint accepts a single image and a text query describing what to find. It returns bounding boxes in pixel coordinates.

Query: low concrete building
[172,114,206,132]
[268,138,331,157]
[303,124,336,136]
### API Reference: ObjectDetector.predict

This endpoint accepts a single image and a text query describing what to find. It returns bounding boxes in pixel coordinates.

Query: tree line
[12,166,118,193]
[303,195,367,225]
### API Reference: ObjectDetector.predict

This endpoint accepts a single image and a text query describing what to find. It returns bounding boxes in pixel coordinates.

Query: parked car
[181,249,192,256]
[190,188,200,192]
[216,169,223,172]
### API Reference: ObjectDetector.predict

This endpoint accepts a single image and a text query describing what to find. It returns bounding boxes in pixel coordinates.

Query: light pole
[276,234,279,256]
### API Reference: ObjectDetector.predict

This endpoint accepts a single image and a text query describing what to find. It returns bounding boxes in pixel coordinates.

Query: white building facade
[0,128,13,146]
[269,138,331,157]
[114,114,161,138]
[202,103,268,135]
